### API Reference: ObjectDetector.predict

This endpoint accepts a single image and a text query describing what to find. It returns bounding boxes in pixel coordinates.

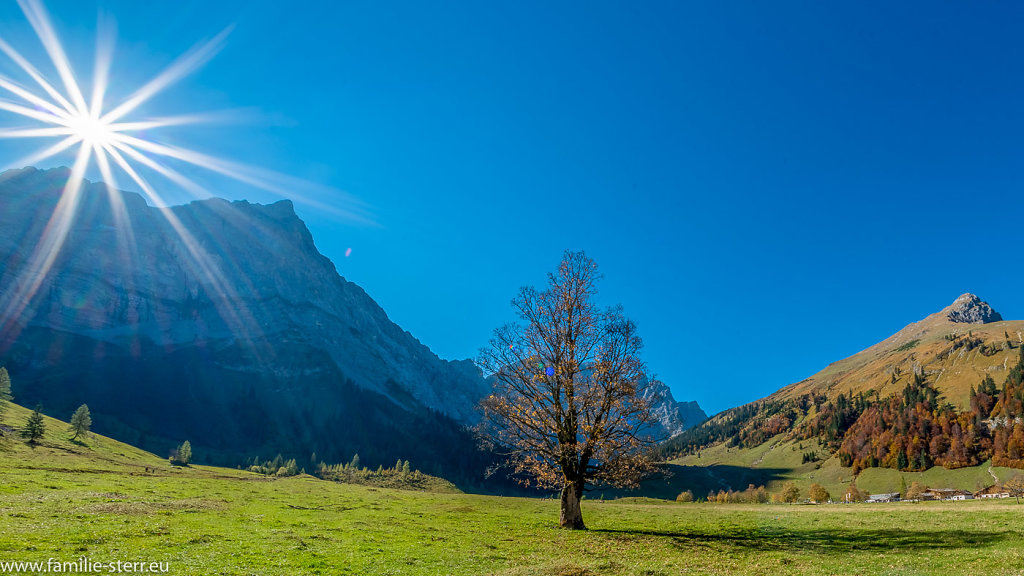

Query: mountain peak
[946,293,1002,324]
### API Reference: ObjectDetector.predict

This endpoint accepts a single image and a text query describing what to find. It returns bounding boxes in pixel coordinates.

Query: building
[866,493,900,503]
[974,485,1010,499]
[920,488,973,501]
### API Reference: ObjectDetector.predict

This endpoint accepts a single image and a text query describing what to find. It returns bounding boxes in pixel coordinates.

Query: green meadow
[2,402,1024,576]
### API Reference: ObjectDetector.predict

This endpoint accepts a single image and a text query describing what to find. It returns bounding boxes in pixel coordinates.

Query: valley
[2,402,1023,576]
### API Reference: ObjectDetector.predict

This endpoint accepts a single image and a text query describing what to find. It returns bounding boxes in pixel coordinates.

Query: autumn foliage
[665,346,1024,474]
[478,251,662,529]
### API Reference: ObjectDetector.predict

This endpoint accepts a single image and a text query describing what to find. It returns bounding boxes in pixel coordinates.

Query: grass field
[666,433,1023,501]
[3,402,1024,575]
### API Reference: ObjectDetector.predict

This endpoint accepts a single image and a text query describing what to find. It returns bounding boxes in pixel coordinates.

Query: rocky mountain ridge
[0,166,703,469]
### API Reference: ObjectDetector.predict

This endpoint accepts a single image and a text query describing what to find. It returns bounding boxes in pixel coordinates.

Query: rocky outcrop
[642,378,708,437]
[947,293,1002,324]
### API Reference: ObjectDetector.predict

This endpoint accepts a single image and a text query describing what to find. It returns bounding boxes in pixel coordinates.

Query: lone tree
[170,440,192,466]
[478,250,663,529]
[22,404,45,444]
[68,404,92,440]
[1006,475,1024,504]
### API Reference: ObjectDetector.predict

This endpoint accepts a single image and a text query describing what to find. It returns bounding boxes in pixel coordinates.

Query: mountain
[664,294,1024,468]
[0,167,497,477]
[772,293,1022,409]
[0,167,702,477]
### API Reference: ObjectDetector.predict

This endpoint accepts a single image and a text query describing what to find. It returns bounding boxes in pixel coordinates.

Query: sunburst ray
[0,0,369,340]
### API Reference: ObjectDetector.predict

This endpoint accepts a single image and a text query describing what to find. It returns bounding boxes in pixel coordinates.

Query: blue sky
[2,1,1023,415]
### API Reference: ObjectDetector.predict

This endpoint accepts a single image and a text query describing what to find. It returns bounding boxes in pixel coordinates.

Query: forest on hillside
[664,339,1024,473]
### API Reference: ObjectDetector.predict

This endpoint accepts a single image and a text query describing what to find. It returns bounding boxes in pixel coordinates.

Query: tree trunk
[559,481,586,529]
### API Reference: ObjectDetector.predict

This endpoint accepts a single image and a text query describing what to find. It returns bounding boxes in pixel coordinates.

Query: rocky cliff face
[0,167,702,467]
[0,167,487,421]
[947,293,1002,324]
[643,378,708,438]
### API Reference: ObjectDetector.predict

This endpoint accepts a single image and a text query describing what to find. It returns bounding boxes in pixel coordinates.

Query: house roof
[974,485,1008,495]
[922,488,969,494]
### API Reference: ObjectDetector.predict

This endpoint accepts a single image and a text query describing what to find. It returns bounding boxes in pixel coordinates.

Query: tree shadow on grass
[610,464,791,500]
[591,526,1012,553]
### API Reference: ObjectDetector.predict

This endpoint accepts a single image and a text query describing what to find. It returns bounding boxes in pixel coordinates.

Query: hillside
[661,294,1024,487]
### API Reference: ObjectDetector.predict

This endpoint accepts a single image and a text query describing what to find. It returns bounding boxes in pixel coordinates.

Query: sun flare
[0,0,368,340]
[66,114,115,147]
[0,0,258,338]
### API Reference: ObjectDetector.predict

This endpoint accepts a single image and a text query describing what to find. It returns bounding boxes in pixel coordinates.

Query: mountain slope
[0,166,703,476]
[0,167,495,475]
[773,293,1023,410]
[664,294,1024,471]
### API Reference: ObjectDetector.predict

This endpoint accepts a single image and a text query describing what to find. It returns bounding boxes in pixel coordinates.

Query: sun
[66,113,115,147]
[0,0,234,191]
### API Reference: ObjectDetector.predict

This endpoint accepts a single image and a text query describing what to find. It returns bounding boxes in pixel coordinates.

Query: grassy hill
[2,400,1024,575]
[664,435,1022,500]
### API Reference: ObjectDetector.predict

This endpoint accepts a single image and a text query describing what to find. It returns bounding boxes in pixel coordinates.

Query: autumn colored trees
[665,340,1024,475]
[479,251,662,529]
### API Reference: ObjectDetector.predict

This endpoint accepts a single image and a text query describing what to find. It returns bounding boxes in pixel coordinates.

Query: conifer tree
[171,440,193,465]
[22,404,45,444]
[69,404,92,440]
[0,367,12,421]
[0,367,12,401]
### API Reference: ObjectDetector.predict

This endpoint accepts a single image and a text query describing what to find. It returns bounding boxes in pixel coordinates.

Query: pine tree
[899,476,908,499]
[0,367,11,400]
[280,458,298,476]
[69,404,92,440]
[349,453,360,471]
[402,460,411,476]
[171,440,193,465]
[22,404,45,444]
[0,367,12,420]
